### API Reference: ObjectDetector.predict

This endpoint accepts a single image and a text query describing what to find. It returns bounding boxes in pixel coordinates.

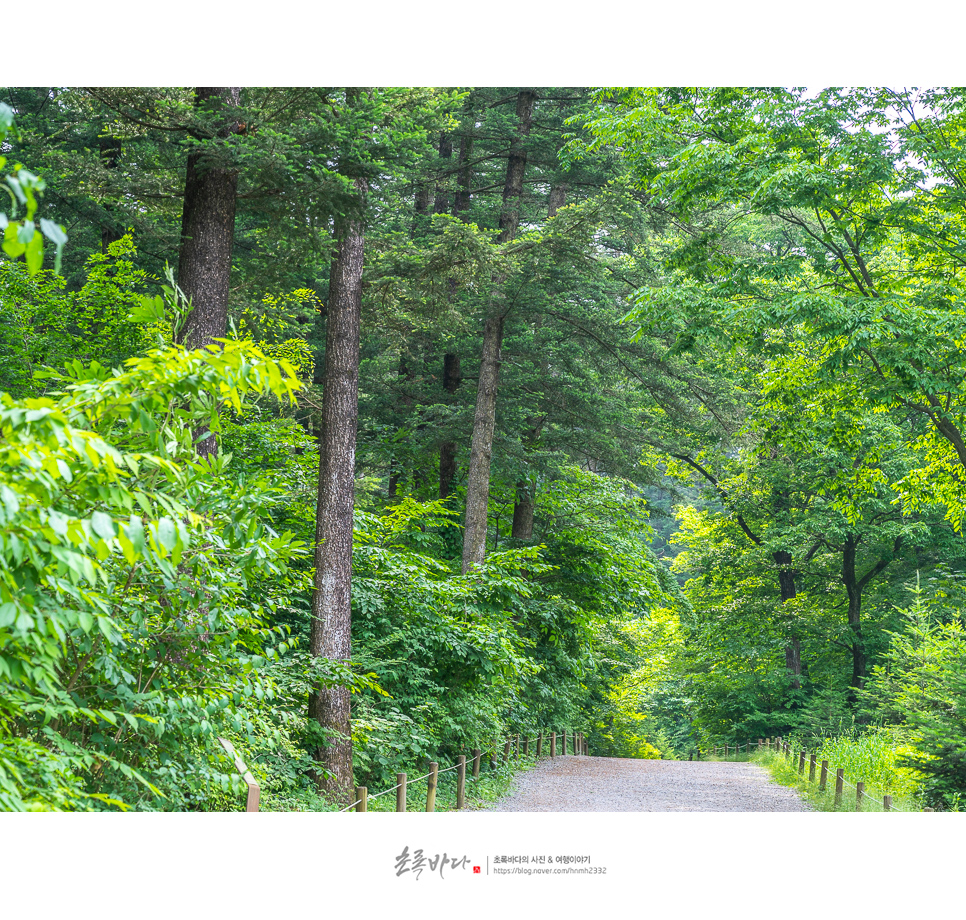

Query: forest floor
[485,755,810,812]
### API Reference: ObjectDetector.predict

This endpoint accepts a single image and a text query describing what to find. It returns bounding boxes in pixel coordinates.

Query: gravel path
[486,755,809,812]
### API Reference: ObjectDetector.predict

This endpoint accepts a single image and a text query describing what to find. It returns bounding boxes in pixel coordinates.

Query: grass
[752,748,923,812]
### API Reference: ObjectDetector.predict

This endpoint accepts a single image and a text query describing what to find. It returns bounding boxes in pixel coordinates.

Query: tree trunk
[497,90,536,241]
[842,536,866,690]
[511,486,534,539]
[461,90,536,573]
[438,122,474,498]
[462,313,505,572]
[308,177,367,804]
[434,133,453,215]
[98,134,124,252]
[453,125,474,217]
[547,182,568,218]
[439,352,461,499]
[773,550,803,690]
[511,180,562,536]
[176,86,242,458]
[387,352,414,498]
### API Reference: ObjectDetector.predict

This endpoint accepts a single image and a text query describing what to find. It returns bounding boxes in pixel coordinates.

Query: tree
[461,89,536,573]
[308,174,367,801]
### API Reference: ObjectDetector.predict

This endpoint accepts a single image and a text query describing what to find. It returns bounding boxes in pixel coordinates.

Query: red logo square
[473,866,481,874]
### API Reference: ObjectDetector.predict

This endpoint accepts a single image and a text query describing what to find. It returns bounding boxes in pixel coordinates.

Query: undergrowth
[753,749,923,812]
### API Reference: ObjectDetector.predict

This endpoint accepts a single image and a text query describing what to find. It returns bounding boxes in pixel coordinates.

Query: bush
[0,331,312,810]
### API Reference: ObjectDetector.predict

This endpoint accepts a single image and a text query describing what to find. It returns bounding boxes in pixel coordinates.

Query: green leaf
[0,603,17,628]
[91,511,116,541]
[39,218,66,247]
[125,515,145,556]
[157,517,177,554]
[24,230,43,273]
[3,222,26,258]
[16,219,35,245]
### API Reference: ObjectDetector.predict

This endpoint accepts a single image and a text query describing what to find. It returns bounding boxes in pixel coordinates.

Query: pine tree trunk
[511,180,562,536]
[438,122,473,498]
[439,352,461,499]
[387,352,413,498]
[98,134,124,252]
[511,487,534,539]
[462,313,504,572]
[453,126,474,216]
[176,86,242,458]
[461,90,535,573]
[308,177,367,804]
[434,133,453,215]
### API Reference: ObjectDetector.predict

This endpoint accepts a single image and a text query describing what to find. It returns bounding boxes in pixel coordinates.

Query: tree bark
[461,90,535,573]
[462,313,505,572]
[98,134,124,252]
[497,90,536,241]
[438,122,474,498]
[511,180,562,536]
[439,352,461,499]
[176,86,242,458]
[511,486,535,539]
[434,133,453,215]
[387,352,414,498]
[308,177,367,804]
[453,126,474,217]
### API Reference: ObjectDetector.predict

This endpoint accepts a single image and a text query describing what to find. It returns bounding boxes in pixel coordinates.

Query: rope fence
[714,736,917,812]
[340,728,590,813]
[219,730,919,813]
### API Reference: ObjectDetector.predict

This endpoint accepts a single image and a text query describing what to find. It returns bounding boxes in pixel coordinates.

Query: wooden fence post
[856,781,864,812]
[835,768,844,808]
[883,794,892,812]
[798,750,806,774]
[523,736,530,757]
[502,739,511,764]
[425,762,439,812]
[537,732,543,757]
[472,749,481,779]
[355,786,368,813]
[809,753,817,783]
[457,756,466,810]
[551,732,556,757]
[819,760,829,792]
[515,734,520,760]
[396,773,407,813]
[218,737,260,812]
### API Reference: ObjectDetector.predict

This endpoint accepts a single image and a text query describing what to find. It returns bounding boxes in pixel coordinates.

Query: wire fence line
[339,728,590,813]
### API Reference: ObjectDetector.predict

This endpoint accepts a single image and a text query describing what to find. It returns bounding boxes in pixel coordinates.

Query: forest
[2,86,966,812]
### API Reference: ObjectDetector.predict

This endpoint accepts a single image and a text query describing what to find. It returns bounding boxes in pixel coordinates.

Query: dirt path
[486,755,809,812]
